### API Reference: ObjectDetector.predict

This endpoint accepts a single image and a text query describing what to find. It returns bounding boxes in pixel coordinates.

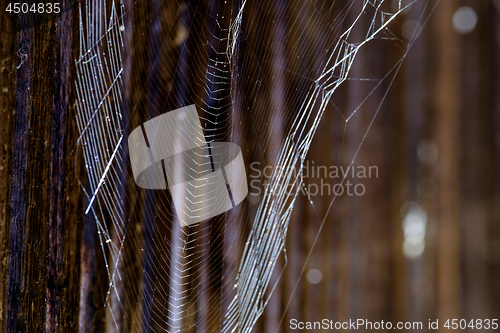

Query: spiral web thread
[74,0,426,331]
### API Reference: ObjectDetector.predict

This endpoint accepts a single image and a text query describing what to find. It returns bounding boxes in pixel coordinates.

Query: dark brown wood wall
[0,0,499,332]
[0,1,84,332]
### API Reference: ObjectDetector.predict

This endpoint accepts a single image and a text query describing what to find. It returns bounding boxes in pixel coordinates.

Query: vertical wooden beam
[459,0,495,321]
[433,1,460,327]
[489,0,500,319]
[7,6,57,332]
[121,0,150,331]
[0,8,16,333]
[54,1,84,331]
[4,1,81,331]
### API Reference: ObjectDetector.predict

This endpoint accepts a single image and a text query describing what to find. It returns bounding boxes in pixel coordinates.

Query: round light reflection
[453,7,478,34]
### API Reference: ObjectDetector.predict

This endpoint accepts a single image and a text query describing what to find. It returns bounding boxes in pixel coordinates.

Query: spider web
[74,0,430,331]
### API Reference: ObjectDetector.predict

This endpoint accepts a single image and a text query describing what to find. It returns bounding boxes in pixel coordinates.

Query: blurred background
[0,0,499,332]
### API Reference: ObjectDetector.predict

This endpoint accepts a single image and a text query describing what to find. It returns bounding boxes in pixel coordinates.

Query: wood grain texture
[0,0,499,332]
[0,8,16,333]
